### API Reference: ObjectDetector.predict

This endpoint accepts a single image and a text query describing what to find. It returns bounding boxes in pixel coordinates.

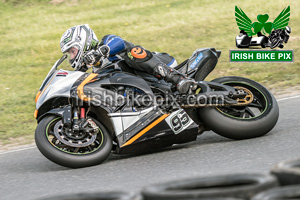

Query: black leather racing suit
[97,34,189,89]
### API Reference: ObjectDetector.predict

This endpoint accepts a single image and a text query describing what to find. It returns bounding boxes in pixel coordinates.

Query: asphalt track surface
[1,96,300,200]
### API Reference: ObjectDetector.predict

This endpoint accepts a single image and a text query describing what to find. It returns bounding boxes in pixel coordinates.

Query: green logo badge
[231,6,293,62]
[235,6,291,49]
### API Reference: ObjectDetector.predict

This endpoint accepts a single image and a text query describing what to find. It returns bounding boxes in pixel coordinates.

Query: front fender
[37,105,72,124]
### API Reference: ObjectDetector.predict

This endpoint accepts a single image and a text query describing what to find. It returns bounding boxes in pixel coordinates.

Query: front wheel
[35,115,112,168]
[198,76,279,140]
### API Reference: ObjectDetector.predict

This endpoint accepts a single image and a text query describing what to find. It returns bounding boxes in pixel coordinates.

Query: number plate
[165,109,194,134]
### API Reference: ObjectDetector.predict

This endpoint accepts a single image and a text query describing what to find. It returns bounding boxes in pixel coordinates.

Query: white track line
[0,95,300,155]
[0,146,36,155]
[277,95,300,102]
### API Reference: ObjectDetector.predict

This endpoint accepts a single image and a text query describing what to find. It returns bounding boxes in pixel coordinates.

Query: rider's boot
[153,64,197,94]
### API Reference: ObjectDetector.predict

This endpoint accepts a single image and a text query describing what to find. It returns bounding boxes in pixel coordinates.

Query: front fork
[68,104,99,135]
[60,103,88,131]
[72,108,80,131]
[72,106,87,130]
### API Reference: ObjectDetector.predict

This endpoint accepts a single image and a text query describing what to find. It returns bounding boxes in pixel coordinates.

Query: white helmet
[60,24,99,70]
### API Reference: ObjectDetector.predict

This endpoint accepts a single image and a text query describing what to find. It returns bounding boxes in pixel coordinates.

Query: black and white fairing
[68,62,199,153]
[236,31,268,48]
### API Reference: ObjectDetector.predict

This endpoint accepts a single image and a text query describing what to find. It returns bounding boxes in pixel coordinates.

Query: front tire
[198,76,279,140]
[35,115,112,168]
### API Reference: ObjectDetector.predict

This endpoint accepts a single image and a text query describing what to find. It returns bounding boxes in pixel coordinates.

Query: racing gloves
[83,45,110,67]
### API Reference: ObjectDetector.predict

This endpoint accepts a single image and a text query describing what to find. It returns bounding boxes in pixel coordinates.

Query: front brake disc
[53,120,97,148]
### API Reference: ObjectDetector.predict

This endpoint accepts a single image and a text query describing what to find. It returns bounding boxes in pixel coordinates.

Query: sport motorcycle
[34,48,279,168]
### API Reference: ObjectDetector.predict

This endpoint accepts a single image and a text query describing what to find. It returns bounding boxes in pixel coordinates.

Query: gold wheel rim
[234,86,254,105]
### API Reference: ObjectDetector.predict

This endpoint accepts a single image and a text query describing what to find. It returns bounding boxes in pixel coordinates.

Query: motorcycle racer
[268,26,291,49]
[60,24,196,94]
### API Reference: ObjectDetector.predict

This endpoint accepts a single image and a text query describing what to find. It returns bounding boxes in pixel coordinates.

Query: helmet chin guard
[60,24,99,70]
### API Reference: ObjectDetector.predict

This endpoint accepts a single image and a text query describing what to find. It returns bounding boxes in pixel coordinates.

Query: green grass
[0,0,299,145]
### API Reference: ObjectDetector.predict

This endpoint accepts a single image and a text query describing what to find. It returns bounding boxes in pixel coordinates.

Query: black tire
[170,198,243,200]
[271,159,300,186]
[236,40,240,48]
[270,38,280,49]
[35,115,112,168]
[39,191,139,200]
[251,185,300,200]
[197,76,279,140]
[141,173,278,200]
[261,37,268,48]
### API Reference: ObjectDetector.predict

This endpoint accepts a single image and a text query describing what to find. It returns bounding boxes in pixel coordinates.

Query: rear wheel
[198,76,279,140]
[35,115,112,168]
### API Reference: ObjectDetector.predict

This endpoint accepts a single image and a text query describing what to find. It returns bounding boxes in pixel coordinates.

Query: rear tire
[35,115,112,168]
[261,37,268,48]
[142,173,278,200]
[252,185,300,200]
[271,159,300,186]
[198,76,279,140]
[40,191,138,200]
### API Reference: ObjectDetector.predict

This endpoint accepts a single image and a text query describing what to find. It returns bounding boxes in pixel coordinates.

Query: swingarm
[180,81,253,108]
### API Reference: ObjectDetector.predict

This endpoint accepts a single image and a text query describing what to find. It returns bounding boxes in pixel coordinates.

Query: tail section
[175,48,221,81]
